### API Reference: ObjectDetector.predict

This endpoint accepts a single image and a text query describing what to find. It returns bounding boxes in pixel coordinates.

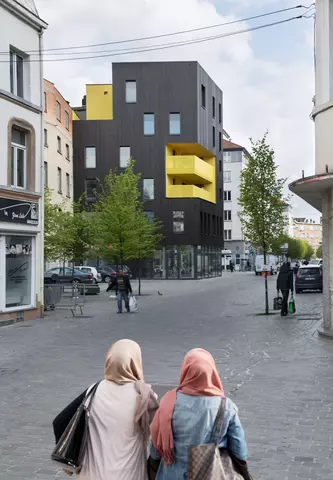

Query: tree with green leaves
[316,244,322,259]
[92,161,163,293]
[44,187,70,262]
[238,134,288,314]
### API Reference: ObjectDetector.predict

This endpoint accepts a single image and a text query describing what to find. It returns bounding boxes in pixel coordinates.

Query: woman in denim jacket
[150,349,249,479]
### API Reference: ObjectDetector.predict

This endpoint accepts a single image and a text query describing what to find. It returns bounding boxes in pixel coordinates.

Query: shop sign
[0,197,39,226]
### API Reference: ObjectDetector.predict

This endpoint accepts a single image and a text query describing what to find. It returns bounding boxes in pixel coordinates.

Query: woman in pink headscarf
[150,348,248,479]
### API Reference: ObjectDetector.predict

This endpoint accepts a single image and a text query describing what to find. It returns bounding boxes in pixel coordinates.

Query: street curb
[0,318,24,328]
[318,326,333,339]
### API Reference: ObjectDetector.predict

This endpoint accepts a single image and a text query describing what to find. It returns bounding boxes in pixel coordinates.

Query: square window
[219,103,222,124]
[143,179,154,200]
[10,49,24,98]
[126,81,137,103]
[120,146,131,168]
[66,144,70,160]
[56,101,61,121]
[212,96,215,118]
[144,113,155,135]
[173,210,184,233]
[44,128,48,147]
[201,84,206,108]
[85,146,96,168]
[57,167,62,193]
[169,113,181,135]
[223,171,231,183]
[66,173,70,197]
[65,110,69,130]
[224,151,231,162]
[212,126,215,148]
[57,136,62,153]
[224,229,232,240]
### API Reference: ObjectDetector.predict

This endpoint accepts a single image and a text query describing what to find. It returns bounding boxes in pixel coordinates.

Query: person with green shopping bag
[277,262,294,317]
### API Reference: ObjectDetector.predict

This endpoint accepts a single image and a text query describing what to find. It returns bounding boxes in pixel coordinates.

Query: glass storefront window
[153,248,165,278]
[197,247,202,278]
[166,246,178,278]
[180,246,194,279]
[5,236,33,308]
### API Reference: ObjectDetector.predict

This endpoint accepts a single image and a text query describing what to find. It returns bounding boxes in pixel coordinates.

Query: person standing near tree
[116,270,132,314]
[277,262,294,317]
[229,260,234,273]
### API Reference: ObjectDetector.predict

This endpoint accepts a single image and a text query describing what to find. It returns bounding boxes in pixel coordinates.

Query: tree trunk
[137,259,142,296]
[263,251,269,315]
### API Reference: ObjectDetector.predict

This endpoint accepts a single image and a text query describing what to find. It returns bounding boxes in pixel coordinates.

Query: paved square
[0,273,332,479]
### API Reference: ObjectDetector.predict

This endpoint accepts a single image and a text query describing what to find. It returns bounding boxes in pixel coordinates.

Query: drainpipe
[39,27,45,317]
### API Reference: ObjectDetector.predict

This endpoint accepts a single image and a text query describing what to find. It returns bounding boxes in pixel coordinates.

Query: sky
[36,0,318,219]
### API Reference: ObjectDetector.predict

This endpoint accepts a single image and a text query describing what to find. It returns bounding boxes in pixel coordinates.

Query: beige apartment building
[292,218,322,253]
[43,79,73,209]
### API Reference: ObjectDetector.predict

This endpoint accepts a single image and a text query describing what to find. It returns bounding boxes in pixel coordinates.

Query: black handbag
[51,382,100,474]
[273,292,283,310]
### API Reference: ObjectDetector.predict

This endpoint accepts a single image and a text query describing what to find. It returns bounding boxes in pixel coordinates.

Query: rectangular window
[85,146,96,168]
[219,103,222,124]
[85,178,98,202]
[219,131,222,152]
[120,146,131,168]
[224,229,232,240]
[66,144,70,160]
[223,171,231,183]
[201,84,206,108]
[224,151,231,162]
[212,126,215,148]
[56,100,61,121]
[57,167,62,193]
[10,50,24,98]
[143,179,154,200]
[44,128,48,147]
[200,211,204,234]
[169,113,181,135]
[44,91,47,112]
[219,188,222,200]
[11,128,26,189]
[65,110,69,130]
[66,173,70,197]
[125,80,137,103]
[173,211,184,233]
[212,96,215,118]
[219,160,222,172]
[212,215,216,235]
[6,235,33,308]
[224,210,232,221]
[224,190,231,201]
[57,136,62,153]
[208,214,211,235]
[144,113,155,135]
[44,161,48,186]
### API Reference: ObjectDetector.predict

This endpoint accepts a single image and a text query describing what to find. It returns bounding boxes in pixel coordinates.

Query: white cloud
[37,0,316,216]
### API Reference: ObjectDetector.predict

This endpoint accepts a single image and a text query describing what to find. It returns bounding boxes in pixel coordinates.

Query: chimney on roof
[82,95,86,107]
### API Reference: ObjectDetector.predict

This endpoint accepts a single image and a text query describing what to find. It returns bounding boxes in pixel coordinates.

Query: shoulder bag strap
[83,381,101,412]
[209,397,226,444]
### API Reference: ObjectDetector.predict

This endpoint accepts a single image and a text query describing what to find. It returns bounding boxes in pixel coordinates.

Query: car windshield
[79,267,91,273]
[299,268,321,275]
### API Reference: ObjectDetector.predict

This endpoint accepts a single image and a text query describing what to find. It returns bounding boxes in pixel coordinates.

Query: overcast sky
[36,0,318,219]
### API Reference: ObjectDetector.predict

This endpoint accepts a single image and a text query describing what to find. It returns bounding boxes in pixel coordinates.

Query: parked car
[295,265,323,293]
[45,267,95,285]
[95,266,117,283]
[108,264,132,278]
[75,266,101,284]
[44,272,59,284]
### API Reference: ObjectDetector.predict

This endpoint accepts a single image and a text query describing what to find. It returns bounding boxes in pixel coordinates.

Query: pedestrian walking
[277,261,294,317]
[229,260,235,273]
[107,270,133,313]
[149,348,251,480]
[53,339,159,480]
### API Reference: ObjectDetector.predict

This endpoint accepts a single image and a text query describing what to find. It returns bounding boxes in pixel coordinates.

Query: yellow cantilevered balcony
[165,143,216,204]
[166,155,214,184]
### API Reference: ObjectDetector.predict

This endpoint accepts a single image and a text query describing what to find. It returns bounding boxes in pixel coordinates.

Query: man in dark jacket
[277,262,294,316]
[107,270,132,314]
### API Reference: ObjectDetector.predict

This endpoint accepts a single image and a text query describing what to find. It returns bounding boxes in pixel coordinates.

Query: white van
[255,255,278,275]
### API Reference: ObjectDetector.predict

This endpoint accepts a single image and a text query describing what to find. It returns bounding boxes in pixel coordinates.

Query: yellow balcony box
[167,185,213,202]
[166,155,214,184]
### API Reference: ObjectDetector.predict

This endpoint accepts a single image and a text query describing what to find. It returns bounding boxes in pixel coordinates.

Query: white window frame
[65,110,69,130]
[125,81,137,103]
[223,171,231,183]
[44,161,48,187]
[0,235,36,312]
[57,167,62,193]
[56,100,61,121]
[143,179,154,200]
[120,146,131,168]
[66,144,70,160]
[66,173,70,198]
[10,49,24,98]
[11,140,26,189]
[224,152,231,162]
[85,147,96,169]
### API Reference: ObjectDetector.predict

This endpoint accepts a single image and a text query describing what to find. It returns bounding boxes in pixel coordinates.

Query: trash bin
[44,283,63,310]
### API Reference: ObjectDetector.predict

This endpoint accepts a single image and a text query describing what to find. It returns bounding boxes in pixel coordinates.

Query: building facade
[222,139,250,270]
[73,62,224,278]
[292,218,322,252]
[0,0,47,321]
[44,79,73,210]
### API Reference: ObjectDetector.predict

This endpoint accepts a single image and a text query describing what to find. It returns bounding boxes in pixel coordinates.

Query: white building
[290,0,333,335]
[283,204,294,238]
[223,139,250,270]
[0,0,47,322]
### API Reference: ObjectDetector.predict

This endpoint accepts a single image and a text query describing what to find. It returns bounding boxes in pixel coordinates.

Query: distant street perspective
[1,273,332,480]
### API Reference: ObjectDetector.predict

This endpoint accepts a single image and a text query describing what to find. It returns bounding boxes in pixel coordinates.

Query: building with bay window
[73,62,224,278]
[0,0,47,321]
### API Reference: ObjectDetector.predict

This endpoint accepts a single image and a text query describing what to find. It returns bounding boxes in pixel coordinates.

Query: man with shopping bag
[107,270,133,314]
[276,262,294,317]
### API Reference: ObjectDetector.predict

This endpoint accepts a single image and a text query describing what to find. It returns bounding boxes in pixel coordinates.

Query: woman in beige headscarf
[77,339,158,480]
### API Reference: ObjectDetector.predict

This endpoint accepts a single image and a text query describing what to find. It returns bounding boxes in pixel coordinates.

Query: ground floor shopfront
[134,245,222,280]
[0,195,43,322]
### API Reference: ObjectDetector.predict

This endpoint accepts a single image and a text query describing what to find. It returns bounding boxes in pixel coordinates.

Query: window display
[5,236,33,308]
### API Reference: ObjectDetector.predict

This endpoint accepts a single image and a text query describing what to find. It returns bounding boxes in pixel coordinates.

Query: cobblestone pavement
[0,273,332,479]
